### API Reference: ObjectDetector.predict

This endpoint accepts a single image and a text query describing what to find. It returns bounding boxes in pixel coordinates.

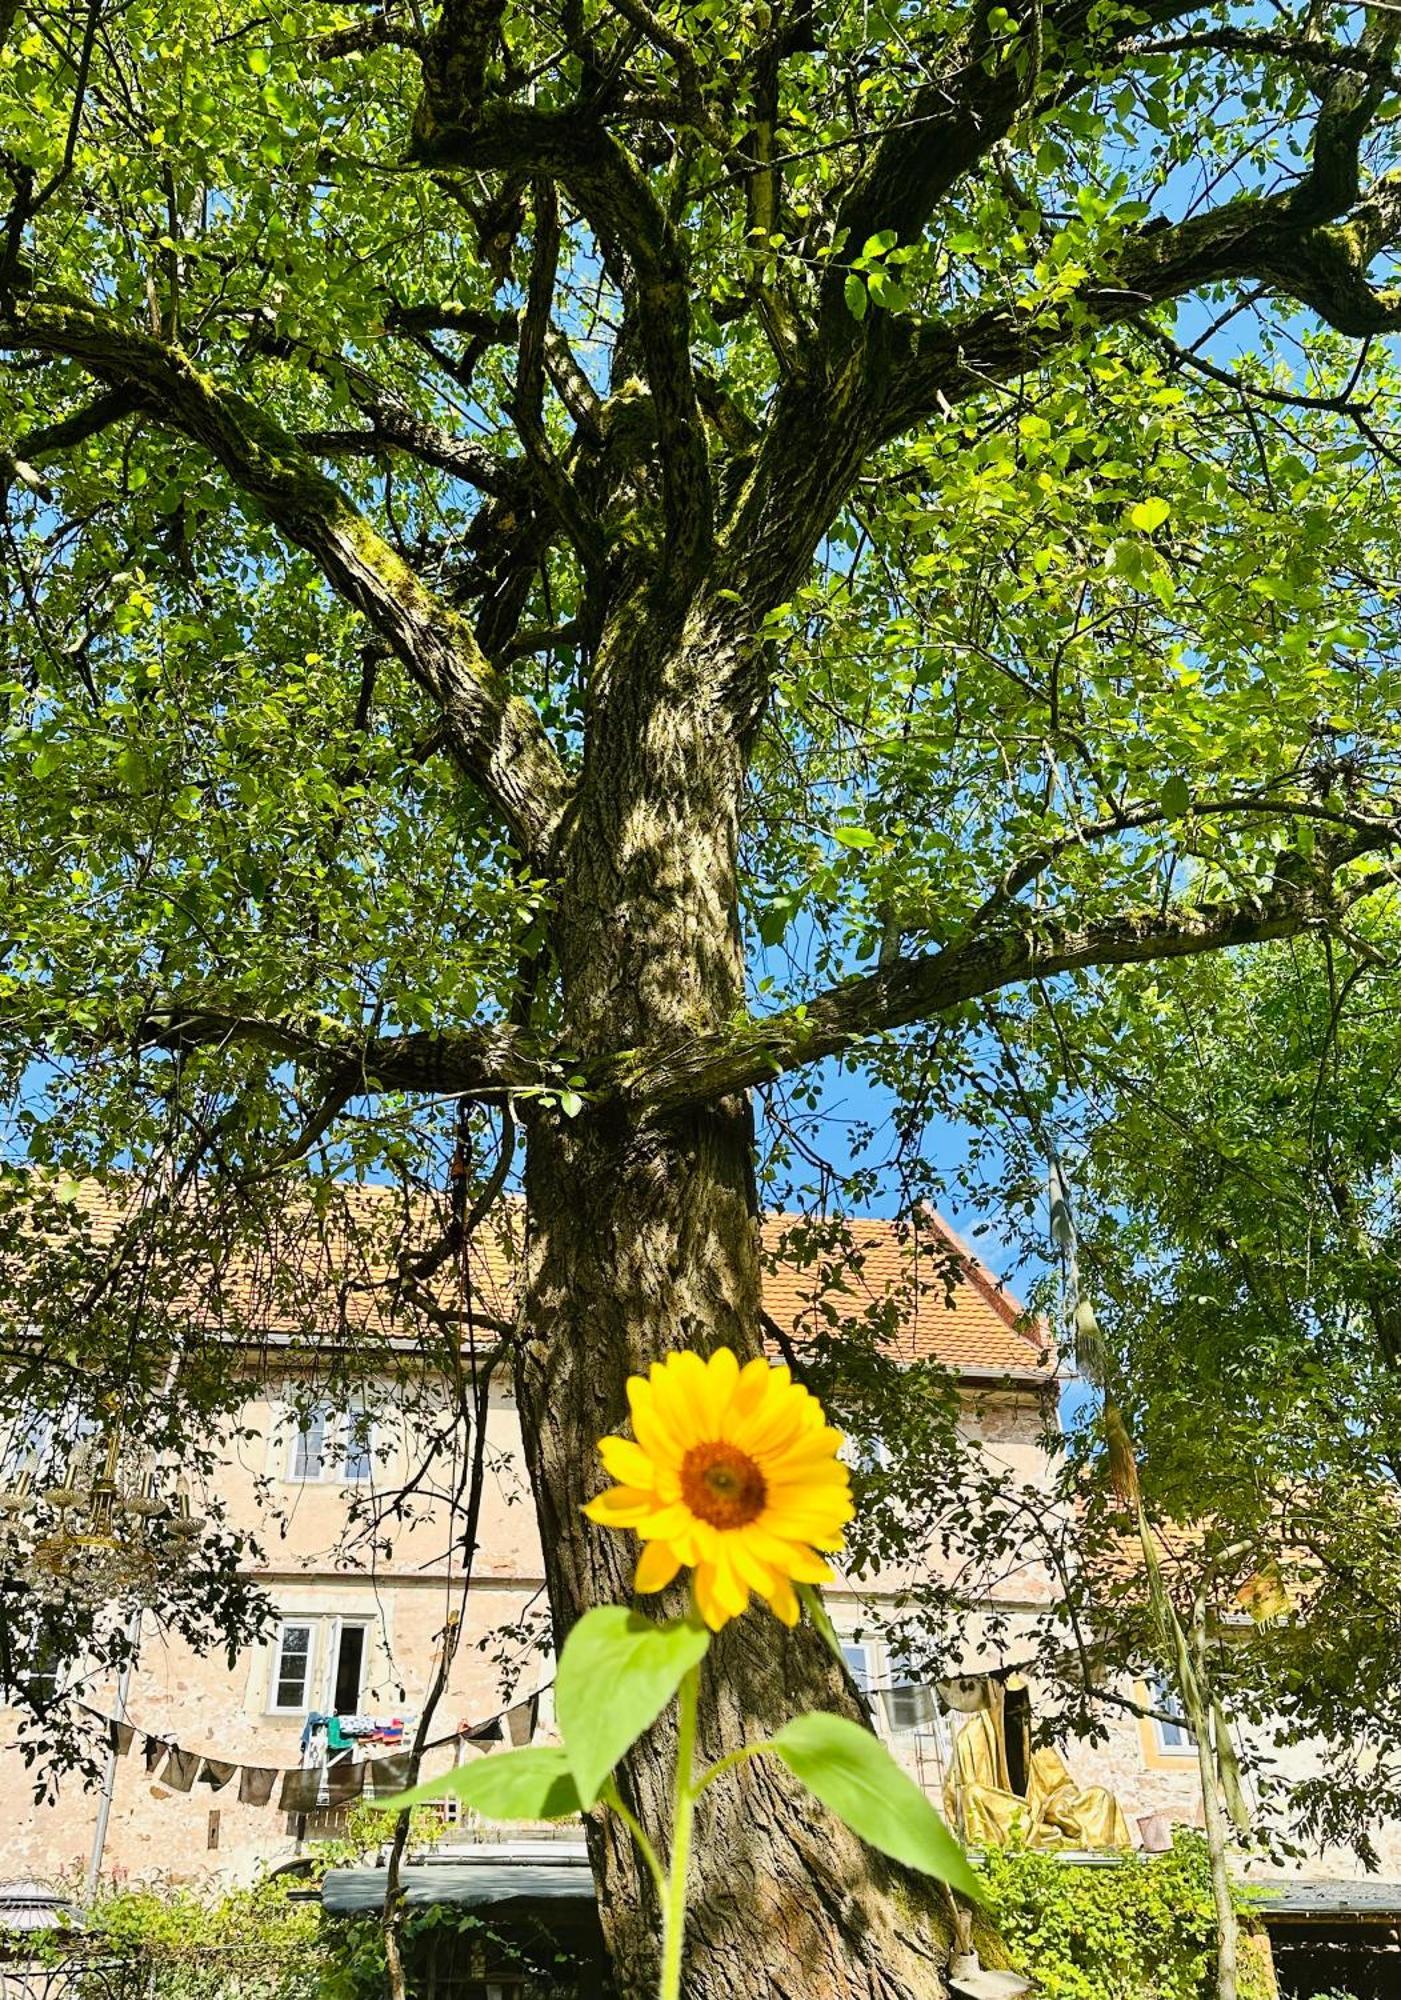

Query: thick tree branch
[130,1006,550,1101]
[512,178,609,572]
[1,385,144,496]
[819,0,1199,345]
[886,171,1401,435]
[622,853,1397,1114]
[408,96,713,585]
[298,392,525,500]
[0,302,571,859]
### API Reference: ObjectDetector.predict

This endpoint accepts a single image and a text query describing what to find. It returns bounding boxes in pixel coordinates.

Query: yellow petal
[727,1533,779,1595]
[764,1573,800,1625]
[634,1542,683,1594]
[655,1352,709,1445]
[598,1435,660,1489]
[710,1549,750,1619]
[582,1485,654,1527]
[692,1562,732,1631]
[628,1376,685,1469]
[634,1501,700,1540]
[732,1387,813,1459]
[743,1530,833,1584]
[733,1355,780,1419]
[703,1347,740,1427]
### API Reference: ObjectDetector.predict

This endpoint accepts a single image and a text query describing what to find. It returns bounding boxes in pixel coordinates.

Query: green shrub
[81,1877,327,2000]
[978,1833,1273,2000]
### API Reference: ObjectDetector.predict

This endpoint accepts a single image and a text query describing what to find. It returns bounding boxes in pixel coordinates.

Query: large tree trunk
[512,626,957,1997]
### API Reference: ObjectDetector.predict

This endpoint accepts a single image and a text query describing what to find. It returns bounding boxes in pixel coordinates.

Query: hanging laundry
[238,1766,277,1807]
[325,1716,354,1753]
[278,1768,322,1813]
[324,1760,365,1806]
[107,1720,135,1757]
[460,1714,503,1743]
[161,1747,200,1793]
[299,1711,329,1754]
[368,1753,412,1796]
[506,1695,539,1748]
[199,1758,237,1792]
[143,1735,168,1773]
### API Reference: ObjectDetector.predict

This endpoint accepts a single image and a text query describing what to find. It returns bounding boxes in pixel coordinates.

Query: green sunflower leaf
[796,1581,847,1669]
[770,1712,981,1898]
[557,1606,710,1806]
[368,1746,581,1820]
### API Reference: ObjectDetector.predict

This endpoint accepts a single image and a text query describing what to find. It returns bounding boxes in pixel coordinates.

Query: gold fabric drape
[1025,1746,1132,1850]
[943,1689,1130,1852]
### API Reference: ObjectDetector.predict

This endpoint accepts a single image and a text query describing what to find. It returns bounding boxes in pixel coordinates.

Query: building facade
[0,1203,1394,1901]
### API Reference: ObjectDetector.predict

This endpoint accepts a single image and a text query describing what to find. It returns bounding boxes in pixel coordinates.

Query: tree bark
[510,632,957,1998]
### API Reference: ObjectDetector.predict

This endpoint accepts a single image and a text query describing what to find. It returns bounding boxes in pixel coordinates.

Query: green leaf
[556,1607,710,1806]
[832,824,877,850]
[795,1582,845,1669]
[1159,774,1191,819]
[558,1089,584,1118]
[770,1713,980,1897]
[843,272,868,322]
[369,1746,582,1820]
[1129,496,1170,533]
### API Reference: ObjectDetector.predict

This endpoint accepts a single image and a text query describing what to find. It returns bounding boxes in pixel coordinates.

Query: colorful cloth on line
[299,1711,330,1753]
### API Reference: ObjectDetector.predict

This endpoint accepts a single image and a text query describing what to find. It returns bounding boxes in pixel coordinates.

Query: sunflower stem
[658,1660,701,2000]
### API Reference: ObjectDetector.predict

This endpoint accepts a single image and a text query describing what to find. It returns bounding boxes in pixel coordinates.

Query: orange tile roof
[20,1179,1052,1384]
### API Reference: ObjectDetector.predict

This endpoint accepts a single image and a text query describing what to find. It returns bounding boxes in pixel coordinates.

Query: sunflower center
[680,1441,767,1530]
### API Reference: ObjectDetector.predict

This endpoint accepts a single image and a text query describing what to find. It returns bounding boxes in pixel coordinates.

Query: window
[286,1402,374,1484]
[1150,1677,1194,1753]
[885,1656,936,1734]
[269,1616,373,1714]
[329,1620,368,1713]
[841,1642,871,1692]
[1,1399,100,1485]
[271,1621,315,1712]
[290,1407,329,1482]
[852,1435,891,1475]
[5,1623,70,1712]
[341,1404,373,1484]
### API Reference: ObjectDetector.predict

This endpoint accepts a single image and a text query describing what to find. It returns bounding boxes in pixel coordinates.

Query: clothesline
[73,1679,556,1816]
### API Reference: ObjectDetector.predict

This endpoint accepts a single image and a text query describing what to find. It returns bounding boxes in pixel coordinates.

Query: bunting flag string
[73,1680,555,1811]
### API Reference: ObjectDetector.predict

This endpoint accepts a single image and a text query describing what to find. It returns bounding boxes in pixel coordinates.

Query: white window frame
[269,1619,317,1714]
[268,1615,378,1716]
[1149,1677,1195,1755]
[284,1401,376,1485]
[841,1641,872,1693]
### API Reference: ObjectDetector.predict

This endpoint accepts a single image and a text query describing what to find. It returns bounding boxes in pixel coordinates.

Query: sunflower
[582,1348,853,1630]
